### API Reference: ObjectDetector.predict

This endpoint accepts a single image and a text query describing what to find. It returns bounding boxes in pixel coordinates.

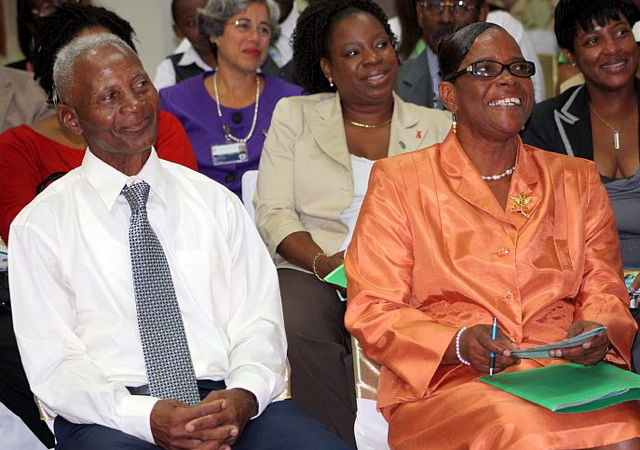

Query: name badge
[211,142,248,165]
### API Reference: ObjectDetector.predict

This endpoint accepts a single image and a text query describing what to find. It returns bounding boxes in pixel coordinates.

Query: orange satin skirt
[384,379,640,450]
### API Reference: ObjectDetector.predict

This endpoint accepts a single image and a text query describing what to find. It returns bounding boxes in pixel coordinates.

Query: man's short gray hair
[197,0,281,46]
[53,33,135,104]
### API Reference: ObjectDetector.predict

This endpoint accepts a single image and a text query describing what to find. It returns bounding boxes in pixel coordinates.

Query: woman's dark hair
[33,3,137,103]
[555,0,640,53]
[292,0,398,94]
[438,22,498,82]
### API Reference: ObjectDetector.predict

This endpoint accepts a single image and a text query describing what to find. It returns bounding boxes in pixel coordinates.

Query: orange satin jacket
[345,131,637,411]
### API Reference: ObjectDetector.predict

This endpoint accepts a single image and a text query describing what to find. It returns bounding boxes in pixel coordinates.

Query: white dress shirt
[269,6,299,68]
[153,42,214,90]
[9,148,286,444]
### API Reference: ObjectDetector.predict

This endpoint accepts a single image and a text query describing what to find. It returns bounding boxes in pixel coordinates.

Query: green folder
[479,362,640,413]
[324,263,346,288]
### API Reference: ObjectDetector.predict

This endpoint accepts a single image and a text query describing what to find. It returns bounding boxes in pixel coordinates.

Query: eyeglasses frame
[443,59,536,82]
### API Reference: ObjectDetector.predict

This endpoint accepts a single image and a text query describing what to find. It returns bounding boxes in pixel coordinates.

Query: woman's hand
[454,325,520,374]
[315,251,345,280]
[549,320,609,365]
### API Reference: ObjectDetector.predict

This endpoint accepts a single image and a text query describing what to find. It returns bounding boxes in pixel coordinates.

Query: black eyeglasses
[419,1,475,16]
[444,59,536,82]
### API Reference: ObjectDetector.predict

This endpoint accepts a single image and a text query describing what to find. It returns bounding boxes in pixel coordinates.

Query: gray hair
[197,0,281,46]
[53,33,136,104]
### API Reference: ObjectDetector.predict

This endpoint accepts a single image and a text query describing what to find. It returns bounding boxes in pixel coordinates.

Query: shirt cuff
[118,394,160,443]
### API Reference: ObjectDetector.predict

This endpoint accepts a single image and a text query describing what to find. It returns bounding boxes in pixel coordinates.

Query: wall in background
[0,0,176,75]
[0,0,396,75]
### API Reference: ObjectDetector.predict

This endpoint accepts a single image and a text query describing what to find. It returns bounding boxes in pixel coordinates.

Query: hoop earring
[452,112,457,134]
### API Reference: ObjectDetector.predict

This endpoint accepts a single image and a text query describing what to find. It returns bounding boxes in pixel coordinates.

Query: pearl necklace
[481,166,515,181]
[213,72,260,143]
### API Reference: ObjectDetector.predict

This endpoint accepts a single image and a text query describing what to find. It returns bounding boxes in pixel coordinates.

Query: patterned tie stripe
[122,181,200,405]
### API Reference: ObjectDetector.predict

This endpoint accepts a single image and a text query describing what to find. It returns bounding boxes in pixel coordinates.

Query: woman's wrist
[456,327,471,366]
[312,251,327,282]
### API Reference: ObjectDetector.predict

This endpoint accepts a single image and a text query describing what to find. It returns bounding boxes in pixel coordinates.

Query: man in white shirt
[9,33,351,450]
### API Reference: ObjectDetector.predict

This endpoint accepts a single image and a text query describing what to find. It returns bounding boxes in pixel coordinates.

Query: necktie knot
[122,181,150,215]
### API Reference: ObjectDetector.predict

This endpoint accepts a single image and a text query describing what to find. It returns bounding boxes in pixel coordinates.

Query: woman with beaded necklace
[346,21,640,450]
[254,0,450,445]
[159,0,302,198]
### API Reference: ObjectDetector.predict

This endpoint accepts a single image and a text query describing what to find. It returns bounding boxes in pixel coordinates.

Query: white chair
[241,170,259,222]
[0,400,49,450]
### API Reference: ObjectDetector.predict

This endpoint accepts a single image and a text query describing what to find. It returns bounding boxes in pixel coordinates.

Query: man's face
[60,44,159,164]
[416,0,489,51]
[172,0,209,53]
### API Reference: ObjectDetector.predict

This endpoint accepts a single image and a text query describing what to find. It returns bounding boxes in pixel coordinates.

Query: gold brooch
[510,192,533,218]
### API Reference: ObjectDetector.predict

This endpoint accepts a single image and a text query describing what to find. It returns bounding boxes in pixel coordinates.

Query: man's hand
[187,389,257,450]
[548,320,610,365]
[150,398,226,450]
[150,389,257,450]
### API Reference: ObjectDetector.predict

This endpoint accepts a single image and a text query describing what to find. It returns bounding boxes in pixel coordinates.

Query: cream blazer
[255,92,452,271]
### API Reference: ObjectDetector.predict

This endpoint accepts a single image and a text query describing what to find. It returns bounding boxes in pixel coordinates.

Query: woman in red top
[0,3,197,243]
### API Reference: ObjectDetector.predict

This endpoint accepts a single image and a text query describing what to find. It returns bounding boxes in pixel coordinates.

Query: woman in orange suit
[345,22,640,450]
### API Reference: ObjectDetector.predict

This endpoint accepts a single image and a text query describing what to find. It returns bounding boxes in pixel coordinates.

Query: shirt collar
[177,45,213,72]
[279,6,299,41]
[426,46,441,85]
[81,146,169,211]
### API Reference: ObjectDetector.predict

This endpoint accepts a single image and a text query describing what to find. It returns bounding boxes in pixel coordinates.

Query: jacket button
[225,173,236,183]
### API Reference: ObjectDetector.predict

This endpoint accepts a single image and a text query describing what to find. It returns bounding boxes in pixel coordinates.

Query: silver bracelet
[455,326,471,366]
[312,251,327,282]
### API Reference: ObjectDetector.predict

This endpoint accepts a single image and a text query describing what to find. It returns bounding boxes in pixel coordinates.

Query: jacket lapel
[553,85,593,159]
[0,80,15,128]
[389,93,446,156]
[308,93,351,168]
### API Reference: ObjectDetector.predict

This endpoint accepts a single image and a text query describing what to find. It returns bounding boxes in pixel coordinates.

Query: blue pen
[489,317,498,377]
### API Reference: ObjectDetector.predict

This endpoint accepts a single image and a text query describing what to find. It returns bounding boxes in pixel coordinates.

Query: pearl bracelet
[455,326,471,366]
[312,251,327,282]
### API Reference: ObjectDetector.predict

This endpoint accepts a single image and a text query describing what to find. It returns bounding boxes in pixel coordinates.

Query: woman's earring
[328,76,334,88]
[452,112,457,134]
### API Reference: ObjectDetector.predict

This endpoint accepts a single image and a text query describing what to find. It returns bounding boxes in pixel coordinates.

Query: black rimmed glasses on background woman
[444,60,536,82]
[419,0,476,16]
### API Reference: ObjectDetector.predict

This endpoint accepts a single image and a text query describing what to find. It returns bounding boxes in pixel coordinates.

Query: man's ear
[58,104,83,137]
[415,2,425,30]
[439,80,458,113]
[478,2,490,22]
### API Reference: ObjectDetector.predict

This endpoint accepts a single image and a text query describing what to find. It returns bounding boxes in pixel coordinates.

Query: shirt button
[497,248,511,257]
[225,173,236,183]
[503,290,514,303]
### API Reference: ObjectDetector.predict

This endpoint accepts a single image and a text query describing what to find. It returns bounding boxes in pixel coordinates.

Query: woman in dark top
[522,0,640,266]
